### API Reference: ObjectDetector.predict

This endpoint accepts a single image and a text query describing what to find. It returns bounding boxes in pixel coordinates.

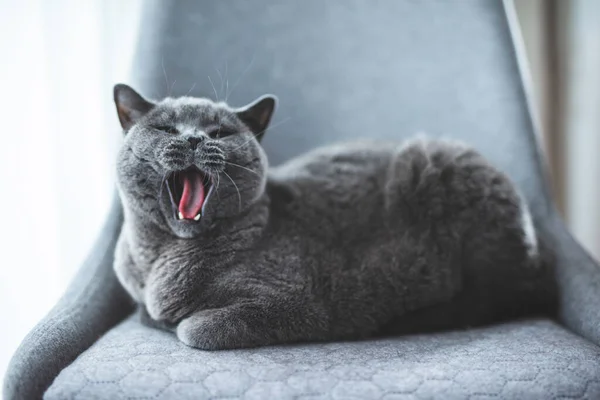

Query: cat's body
[113,85,553,350]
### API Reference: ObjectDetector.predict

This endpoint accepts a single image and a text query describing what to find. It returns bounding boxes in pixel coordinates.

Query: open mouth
[165,167,213,222]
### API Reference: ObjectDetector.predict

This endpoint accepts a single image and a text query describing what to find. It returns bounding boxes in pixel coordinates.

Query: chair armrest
[3,194,135,400]
[545,213,600,346]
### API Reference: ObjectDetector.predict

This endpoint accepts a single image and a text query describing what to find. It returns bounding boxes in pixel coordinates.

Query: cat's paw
[176,308,249,350]
[156,140,193,170]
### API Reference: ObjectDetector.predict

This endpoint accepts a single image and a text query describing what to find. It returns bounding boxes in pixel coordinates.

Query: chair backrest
[132,0,553,216]
[129,0,600,353]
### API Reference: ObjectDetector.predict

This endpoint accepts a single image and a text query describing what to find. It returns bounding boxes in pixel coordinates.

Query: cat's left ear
[235,95,277,141]
[114,84,155,132]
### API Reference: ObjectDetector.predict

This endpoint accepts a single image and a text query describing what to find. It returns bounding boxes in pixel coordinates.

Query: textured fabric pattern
[46,316,600,399]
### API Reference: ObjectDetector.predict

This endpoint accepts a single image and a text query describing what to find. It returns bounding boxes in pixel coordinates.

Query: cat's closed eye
[210,128,236,139]
[152,126,179,135]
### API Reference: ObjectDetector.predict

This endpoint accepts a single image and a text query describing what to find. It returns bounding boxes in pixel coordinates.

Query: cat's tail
[381,198,558,337]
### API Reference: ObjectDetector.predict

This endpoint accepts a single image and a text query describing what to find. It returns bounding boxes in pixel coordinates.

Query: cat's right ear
[113,84,155,132]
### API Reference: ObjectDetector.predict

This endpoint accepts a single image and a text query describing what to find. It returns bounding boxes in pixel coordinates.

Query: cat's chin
[162,212,211,239]
[161,201,215,239]
[167,222,204,239]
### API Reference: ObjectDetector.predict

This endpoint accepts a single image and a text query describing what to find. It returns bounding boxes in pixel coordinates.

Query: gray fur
[113,84,555,350]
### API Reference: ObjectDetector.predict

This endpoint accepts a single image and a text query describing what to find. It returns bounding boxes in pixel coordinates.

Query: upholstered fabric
[45,315,600,400]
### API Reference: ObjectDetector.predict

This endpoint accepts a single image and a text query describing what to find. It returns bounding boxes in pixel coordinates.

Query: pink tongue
[178,171,205,219]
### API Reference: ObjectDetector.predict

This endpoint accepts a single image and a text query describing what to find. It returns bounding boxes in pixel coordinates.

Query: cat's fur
[113,84,555,350]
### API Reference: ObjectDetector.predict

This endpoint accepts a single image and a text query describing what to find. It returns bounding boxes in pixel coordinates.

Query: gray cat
[112,84,555,350]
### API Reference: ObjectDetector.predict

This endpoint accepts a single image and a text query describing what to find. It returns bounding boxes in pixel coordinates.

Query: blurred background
[0,0,598,381]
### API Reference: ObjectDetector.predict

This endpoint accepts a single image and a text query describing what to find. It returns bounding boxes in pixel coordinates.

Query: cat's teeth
[193,213,201,221]
[177,211,184,220]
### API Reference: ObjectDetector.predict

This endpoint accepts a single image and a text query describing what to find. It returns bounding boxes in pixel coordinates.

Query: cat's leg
[175,299,329,350]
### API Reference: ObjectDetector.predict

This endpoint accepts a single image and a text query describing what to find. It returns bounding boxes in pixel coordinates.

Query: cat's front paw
[176,308,251,350]
[156,140,193,171]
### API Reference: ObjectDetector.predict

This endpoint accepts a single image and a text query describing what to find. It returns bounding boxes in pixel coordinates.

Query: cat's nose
[187,137,203,150]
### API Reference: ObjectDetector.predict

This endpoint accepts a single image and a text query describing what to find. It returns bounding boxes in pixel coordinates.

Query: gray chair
[5,1,600,399]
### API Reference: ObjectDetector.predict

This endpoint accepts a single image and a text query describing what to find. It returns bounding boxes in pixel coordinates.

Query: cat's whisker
[162,57,169,97]
[224,61,229,102]
[260,117,291,134]
[157,172,169,201]
[226,54,256,101]
[225,117,292,153]
[215,66,224,98]
[221,170,242,212]
[208,76,219,102]
[224,161,260,177]
[185,82,197,96]
[226,134,258,153]
[214,172,221,202]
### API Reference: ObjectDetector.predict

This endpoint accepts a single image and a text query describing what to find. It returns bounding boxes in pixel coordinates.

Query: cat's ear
[113,84,155,132]
[235,95,277,141]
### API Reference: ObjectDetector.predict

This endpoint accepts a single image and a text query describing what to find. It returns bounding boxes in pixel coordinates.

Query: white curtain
[515,0,600,261]
[563,0,600,261]
[0,0,141,380]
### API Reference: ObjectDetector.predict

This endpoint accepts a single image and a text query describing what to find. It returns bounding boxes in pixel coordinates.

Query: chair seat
[45,317,600,400]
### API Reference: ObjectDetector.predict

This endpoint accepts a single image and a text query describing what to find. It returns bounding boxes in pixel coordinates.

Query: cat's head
[113,84,276,238]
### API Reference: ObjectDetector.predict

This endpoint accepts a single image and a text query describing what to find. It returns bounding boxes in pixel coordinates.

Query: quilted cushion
[45,316,600,400]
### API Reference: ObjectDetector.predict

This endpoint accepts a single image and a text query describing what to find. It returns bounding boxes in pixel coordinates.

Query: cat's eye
[211,128,236,139]
[153,126,178,134]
